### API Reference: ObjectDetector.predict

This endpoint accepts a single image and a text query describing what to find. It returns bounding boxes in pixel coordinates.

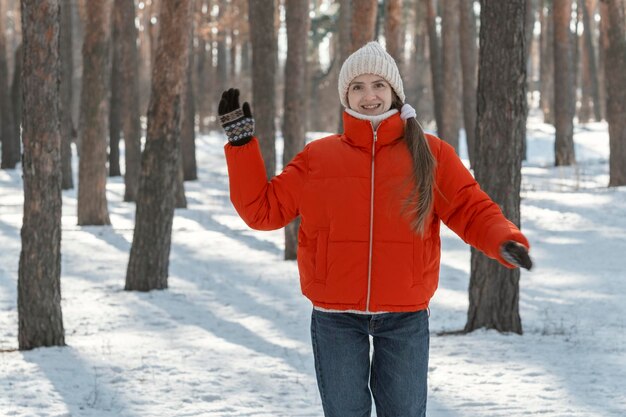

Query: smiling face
[347,74,393,116]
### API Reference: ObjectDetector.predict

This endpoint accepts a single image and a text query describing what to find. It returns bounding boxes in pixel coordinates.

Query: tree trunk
[423,0,444,135]
[248,0,277,179]
[125,0,192,291]
[18,0,65,350]
[77,0,112,225]
[581,0,602,122]
[217,0,228,101]
[70,0,83,141]
[553,0,576,166]
[523,0,537,161]
[112,0,142,202]
[466,0,527,335]
[525,0,537,59]
[109,13,122,178]
[0,0,19,169]
[182,7,197,181]
[409,0,433,123]
[175,156,187,208]
[352,0,378,50]
[540,0,555,124]
[10,43,22,157]
[459,0,477,166]
[440,0,460,152]
[60,0,74,189]
[579,0,592,122]
[600,0,626,187]
[283,0,309,261]
[572,0,582,126]
[195,0,210,133]
[337,0,352,131]
[384,0,403,63]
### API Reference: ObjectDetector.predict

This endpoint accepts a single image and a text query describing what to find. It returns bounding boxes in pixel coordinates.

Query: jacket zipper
[365,124,377,312]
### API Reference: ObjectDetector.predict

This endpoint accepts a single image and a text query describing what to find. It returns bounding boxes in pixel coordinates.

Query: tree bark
[60,0,74,189]
[553,0,576,166]
[182,5,197,181]
[10,43,22,157]
[195,0,211,133]
[109,13,122,178]
[112,0,142,202]
[540,0,555,124]
[337,0,352,131]
[283,0,309,261]
[248,0,277,179]
[466,0,527,335]
[384,0,403,63]
[581,0,602,122]
[440,0,461,152]
[217,0,229,100]
[423,0,444,135]
[459,0,477,166]
[600,0,626,187]
[409,0,432,122]
[0,0,19,169]
[18,0,65,350]
[125,0,192,291]
[352,0,378,50]
[77,0,112,225]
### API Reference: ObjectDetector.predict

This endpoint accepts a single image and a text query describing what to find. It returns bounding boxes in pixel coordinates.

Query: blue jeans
[310,309,429,417]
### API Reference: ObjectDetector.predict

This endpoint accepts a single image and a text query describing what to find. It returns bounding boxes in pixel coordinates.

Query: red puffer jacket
[224,111,529,313]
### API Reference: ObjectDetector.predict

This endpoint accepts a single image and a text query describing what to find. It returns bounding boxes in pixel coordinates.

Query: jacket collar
[341,110,405,149]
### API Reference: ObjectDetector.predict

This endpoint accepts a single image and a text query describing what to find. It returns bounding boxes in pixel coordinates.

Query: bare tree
[540,0,555,124]
[579,0,602,122]
[459,0,477,165]
[10,42,22,154]
[77,0,113,225]
[112,0,142,201]
[0,0,19,169]
[553,0,576,166]
[248,0,277,179]
[384,0,403,63]
[283,0,310,261]
[125,0,192,291]
[440,0,461,152]
[60,0,74,189]
[352,0,378,49]
[423,0,444,134]
[181,3,197,181]
[109,3,122,178]
[600,0,626,186]
[466,0,527,334]
[18,0,65,350]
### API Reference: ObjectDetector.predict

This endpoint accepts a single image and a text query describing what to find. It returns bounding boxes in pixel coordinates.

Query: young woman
[218,42,532,417]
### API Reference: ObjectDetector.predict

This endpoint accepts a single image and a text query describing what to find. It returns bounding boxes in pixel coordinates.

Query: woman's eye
[352,85,361,91]
[375,83,385,88]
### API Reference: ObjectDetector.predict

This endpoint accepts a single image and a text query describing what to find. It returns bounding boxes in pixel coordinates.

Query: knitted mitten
[218,88,254,146]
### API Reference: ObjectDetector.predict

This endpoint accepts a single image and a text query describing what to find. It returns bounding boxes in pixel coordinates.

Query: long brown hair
[391,94,436,235]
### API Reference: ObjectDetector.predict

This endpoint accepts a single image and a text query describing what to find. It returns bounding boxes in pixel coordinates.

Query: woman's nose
[364,89,377,99]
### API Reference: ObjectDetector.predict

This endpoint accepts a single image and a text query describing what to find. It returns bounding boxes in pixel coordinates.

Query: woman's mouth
[361,104,381,110]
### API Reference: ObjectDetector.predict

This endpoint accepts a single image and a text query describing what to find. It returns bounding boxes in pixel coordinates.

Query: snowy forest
[1,0,626,416]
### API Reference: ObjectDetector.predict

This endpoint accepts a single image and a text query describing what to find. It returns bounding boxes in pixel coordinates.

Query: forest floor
[1,115,625,416]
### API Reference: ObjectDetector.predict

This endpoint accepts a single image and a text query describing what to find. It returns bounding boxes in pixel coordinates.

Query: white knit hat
[338,41,405,108]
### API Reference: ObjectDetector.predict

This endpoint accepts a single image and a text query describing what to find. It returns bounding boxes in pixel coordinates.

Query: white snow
[1,114,625,416]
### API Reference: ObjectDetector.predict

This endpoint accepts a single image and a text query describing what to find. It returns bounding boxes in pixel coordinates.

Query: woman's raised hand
[218,88,254,145]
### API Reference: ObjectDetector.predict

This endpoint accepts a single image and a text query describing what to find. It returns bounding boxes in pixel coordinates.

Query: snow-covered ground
[1,115,625,416]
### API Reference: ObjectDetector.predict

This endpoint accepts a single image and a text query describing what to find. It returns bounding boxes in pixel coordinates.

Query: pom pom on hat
[338,41,405,108]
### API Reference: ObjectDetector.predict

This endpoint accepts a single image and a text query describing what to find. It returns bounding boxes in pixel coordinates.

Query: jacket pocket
[314,229,329,284]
